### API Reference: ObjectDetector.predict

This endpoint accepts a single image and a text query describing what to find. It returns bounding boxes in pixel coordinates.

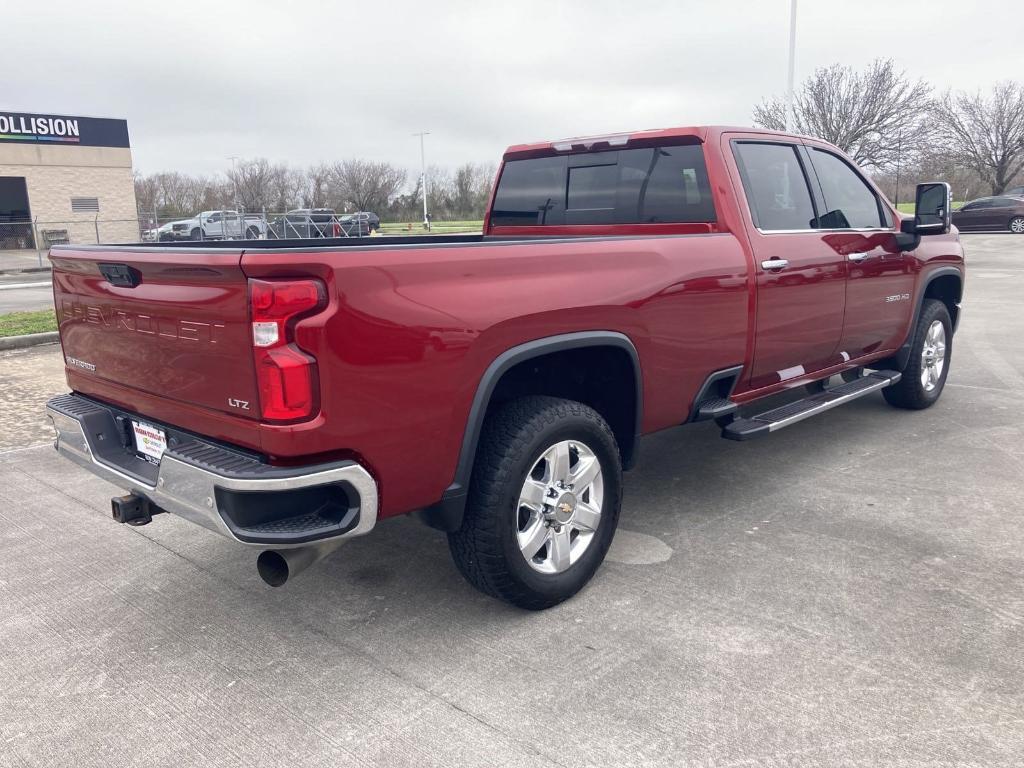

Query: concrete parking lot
[1,234,1022,767]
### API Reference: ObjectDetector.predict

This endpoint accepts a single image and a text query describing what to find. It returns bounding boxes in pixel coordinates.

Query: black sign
[0,111,130,148]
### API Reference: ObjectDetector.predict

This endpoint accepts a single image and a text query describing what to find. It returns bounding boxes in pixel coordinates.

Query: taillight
[249,278,325,421]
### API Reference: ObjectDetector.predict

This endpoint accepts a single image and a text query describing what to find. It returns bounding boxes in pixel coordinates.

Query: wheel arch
[416,331,643,532]
[890,266,963,371]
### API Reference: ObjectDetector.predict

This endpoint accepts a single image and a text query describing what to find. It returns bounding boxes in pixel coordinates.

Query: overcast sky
[4,0,1018,180]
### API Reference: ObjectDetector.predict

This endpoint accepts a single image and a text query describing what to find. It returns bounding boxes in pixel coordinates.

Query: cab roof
[503,125,809,159]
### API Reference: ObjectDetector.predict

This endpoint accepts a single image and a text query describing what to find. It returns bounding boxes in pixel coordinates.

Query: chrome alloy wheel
[516,440,603,574]
[920,319,947,392]
[1011,217,1024,234]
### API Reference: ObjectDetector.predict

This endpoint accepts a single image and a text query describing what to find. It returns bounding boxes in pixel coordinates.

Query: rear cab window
[489,143,716,229]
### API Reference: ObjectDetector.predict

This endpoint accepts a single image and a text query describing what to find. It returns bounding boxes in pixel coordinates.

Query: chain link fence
[1,216,143,253]
[138,211,480,241]
[140,210,378,243]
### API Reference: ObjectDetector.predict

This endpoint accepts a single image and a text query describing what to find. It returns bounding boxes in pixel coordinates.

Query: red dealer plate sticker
[132,421,167,464]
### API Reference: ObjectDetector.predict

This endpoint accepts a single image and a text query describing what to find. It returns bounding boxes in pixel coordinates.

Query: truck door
[203,212,223,239]
[728,138,847,391]
[802,144,914,361]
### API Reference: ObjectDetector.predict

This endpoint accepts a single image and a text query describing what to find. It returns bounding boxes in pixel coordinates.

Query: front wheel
[883,299,952,409]
[448,396,622,610]
[1010,216,1024,234]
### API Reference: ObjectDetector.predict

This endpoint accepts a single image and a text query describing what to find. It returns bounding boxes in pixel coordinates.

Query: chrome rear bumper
[46,394,378,549]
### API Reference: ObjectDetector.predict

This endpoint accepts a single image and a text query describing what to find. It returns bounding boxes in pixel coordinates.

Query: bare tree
[226,158,279,212]
[303,163,332,208]
[932,81,1024,195]
[754,58,933,170]
[872,151,985,205]
[447,163,496,219]
[194,175,233,212]
[424,164,453,217]
[159,173,211,216]
[136,156,495,224]
[268,166,305,211]
[133,171,160,214]
[327,160,407,212]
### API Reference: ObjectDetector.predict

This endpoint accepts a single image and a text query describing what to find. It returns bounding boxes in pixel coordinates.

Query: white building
[0,111,139,248]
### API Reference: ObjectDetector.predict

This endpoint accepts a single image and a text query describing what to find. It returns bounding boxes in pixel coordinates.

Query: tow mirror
[911,182,952,235]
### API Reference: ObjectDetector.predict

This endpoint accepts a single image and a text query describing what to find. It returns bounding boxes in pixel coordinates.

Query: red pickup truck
[46,126,964,609]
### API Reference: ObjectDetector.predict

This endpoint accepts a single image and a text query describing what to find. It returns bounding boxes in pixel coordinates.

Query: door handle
[847,252,873,262]
[761,258,789,271]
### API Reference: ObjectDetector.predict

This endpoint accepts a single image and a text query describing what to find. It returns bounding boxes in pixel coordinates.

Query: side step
[721,370,901,441]
[695,396,739,421]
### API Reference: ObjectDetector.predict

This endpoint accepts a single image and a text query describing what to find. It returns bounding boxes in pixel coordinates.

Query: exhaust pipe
[256,539,346,587]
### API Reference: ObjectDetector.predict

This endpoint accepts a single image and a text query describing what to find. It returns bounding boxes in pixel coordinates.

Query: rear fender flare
[417,331,643,532]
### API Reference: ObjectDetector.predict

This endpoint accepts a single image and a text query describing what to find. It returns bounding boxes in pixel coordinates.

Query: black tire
[448,396,622,610]
[883,299,952,410]
[190,227,201,241]
[1010,216,1024,234]
[246,226,260,239]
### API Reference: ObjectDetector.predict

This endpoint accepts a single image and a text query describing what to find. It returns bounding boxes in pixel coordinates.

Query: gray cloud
[3,0,1016,178]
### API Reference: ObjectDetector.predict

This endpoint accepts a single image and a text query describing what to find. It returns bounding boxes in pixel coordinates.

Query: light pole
[228,155,240,211]
[894,130,903,206]
[785,0,797,132]
[413,131,430,230]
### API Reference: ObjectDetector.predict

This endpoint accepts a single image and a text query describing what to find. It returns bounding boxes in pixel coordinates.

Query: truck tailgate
[50,247,259,420]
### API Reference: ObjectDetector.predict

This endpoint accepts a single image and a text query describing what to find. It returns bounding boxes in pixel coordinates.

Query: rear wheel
[1010,216,1024,234]
[448,396,622,610]
[883,299,952,410]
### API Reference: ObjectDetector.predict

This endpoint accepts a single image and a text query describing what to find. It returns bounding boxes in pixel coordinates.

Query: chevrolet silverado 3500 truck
[46,126,964,609]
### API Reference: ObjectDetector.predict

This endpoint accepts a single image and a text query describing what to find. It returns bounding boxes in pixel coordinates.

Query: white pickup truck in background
[151,210,265,241]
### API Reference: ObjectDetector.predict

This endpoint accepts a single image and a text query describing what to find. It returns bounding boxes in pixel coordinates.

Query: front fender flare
[891,266,964,370]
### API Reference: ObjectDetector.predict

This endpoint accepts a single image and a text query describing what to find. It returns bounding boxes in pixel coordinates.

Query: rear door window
[732,142,817,231]
[489,144,715,227]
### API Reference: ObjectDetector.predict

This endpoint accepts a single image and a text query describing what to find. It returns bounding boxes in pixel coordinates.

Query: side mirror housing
[912,182,952,235]
[896,182,952,250]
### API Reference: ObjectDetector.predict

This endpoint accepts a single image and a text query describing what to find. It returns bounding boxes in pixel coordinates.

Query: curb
[0,332,60,351]
[0,266,52,276]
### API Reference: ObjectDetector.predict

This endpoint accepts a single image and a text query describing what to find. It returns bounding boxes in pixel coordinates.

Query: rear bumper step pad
[721,370,902,441]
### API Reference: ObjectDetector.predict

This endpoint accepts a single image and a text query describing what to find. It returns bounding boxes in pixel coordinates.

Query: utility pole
[413,131,430,230]
[785,0,797,132]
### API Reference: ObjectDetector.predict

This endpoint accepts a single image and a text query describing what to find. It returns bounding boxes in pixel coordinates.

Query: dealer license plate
[132,421,167,464]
